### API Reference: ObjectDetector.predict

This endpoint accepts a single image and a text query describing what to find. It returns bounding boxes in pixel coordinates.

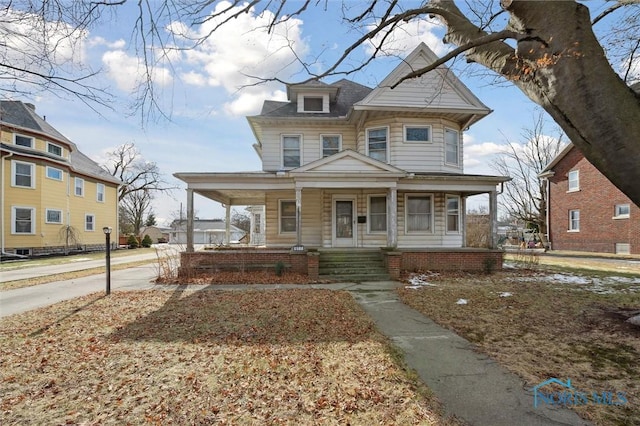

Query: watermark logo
[532,378,627,408]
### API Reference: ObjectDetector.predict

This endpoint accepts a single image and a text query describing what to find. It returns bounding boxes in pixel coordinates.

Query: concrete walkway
[0,272,590,425]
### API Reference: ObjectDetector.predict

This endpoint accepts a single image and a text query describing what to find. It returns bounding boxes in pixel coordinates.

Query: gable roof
[0,100,121,185]
[355,43,491,117]
[290,149,406,176]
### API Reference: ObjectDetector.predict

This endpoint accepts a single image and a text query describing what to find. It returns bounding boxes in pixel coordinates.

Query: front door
[333,197,356,247]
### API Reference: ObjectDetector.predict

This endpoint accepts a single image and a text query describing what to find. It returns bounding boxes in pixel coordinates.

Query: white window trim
[14,133,34,148]
[367,194,387,234]
[47,141,64,157]
[444,127,460,166]
[45,208,63,224]
[11,206,36,234]
[567,170,580,192]
[320,134,342,158]
[11,160,35,188]
[97,183,105,203]
[445,194,461,234]
[281,134,302,169]
[404,193,434,234]
[85,213,96,232]
[613,204,630,219]
[74,177,84,197]
[366,126,389,163]
[278,199,297,234]
[568,209,580,232]
[403,125,432,143]
[46,166,63,181]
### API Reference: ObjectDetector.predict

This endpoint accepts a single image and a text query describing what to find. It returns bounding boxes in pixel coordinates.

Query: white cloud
[102,50,173,93]
[364,17,447,58]
[0,8,88,76]
[168,1,310,116]
[89,36,126,50]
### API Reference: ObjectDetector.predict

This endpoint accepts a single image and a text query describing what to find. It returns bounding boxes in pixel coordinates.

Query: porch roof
[173,169,510,206]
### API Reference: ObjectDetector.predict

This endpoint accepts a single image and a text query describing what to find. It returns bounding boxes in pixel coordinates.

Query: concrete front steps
[318,249,390,282]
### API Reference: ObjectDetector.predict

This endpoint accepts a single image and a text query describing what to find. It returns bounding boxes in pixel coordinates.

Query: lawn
[0,288,449,425]
[398,267,640,425]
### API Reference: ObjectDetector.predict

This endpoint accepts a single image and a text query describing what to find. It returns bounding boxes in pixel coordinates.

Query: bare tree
[231,209,251,233]
[492,111,565,235]
[102,143,175,234]
[3,1,640,204]
[466,206,490,248]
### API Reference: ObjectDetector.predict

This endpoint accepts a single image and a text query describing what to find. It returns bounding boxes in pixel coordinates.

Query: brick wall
[179,249,310,276]
[398,249,504,272]
[548,147,640,254]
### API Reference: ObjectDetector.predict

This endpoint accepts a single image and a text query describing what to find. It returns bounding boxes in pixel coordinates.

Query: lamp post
[103,226,112,295]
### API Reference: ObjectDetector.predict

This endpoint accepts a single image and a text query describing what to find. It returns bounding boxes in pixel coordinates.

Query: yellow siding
[2,153,118,252]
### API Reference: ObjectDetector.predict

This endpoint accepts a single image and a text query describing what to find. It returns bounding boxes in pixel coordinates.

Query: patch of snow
[502,261,517,269]
[70,257,92,262]
[510,271,640,295]
[499,292,512,298]
[404,273,439,289]
[456,299,468,305]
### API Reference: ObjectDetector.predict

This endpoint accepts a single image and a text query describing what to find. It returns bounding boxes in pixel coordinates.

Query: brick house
[540,144,640,255]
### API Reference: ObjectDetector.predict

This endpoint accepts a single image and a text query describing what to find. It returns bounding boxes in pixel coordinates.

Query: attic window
[15,134,33,148]
[297,93,329,113]
[303,96,323,112]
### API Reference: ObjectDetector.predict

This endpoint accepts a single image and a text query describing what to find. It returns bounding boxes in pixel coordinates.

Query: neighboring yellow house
[1,100,121,257]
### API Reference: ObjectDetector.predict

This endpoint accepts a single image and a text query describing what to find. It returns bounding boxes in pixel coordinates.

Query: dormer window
[304,97,323,112]
[297,94,329,113]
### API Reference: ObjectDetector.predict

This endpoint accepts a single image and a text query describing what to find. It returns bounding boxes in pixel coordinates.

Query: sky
[4,1,636,226]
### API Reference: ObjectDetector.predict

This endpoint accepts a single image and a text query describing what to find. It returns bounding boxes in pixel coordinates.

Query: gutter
[1,150,13,255]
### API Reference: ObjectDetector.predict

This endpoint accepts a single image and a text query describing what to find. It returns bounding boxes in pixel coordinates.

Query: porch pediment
[289,149,406,177]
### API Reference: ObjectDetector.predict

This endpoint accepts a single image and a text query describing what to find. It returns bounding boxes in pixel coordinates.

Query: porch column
[225,204,231,245]
[489,189,498,249]
[186,188,194,252]
[387,187,397,248]
[461,196,467,247]
[296,187,302,246]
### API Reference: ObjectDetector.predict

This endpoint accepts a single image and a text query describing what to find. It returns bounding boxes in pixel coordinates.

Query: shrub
[275,261,285,276]
[141,234,153,248]
[127,234,139,249]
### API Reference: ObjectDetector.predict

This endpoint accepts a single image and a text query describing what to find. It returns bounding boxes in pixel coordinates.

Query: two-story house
[1,101,121,257]
[175,44,510,278]
[540,143,640,255]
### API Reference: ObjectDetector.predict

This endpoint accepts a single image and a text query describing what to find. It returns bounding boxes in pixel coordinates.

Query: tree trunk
[431,0,640,205]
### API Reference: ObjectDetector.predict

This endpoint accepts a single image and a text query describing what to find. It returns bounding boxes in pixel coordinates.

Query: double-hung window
[279,200,297,233]
[75,177,84,196]
[406,194,433,233]
[569,209,580,231]
[97,183,105,202]
[12,207,35,234]
[368,196,387,233]
[367,127,387,162]
[321,135,341,158]
[46,209,63,224]
[282,135,301,168]
[568,170,579,192]
[85,214,95,231]
[12,161,34,188]
[445,128,459,165]
[446,195,461,233]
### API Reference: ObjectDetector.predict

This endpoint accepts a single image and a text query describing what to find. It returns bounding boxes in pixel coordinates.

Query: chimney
[25,102,36,111]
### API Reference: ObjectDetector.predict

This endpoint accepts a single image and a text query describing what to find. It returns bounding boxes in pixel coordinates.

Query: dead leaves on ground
[398,270,640,426]
[1,289,441,425]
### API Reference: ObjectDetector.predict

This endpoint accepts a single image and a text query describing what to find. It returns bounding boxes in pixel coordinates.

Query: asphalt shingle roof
[257,79,372,118]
